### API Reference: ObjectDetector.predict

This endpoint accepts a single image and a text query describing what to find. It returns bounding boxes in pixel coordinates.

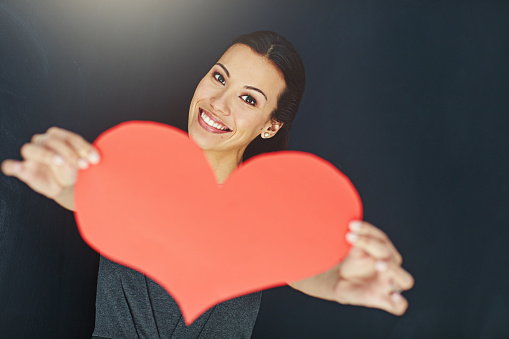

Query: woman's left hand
[288,221,414,315]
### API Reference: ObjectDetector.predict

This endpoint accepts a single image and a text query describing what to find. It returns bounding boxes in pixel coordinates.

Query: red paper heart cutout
[74,121,362,324]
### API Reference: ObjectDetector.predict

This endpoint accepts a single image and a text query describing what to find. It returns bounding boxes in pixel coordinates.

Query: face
[188,44,286,160]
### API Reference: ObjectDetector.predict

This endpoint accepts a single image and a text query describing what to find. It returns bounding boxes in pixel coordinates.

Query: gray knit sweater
[92,256,261,338]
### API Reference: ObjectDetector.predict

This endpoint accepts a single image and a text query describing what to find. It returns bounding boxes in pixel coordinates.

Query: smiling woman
[188,44,286,183]
[1,31,413,338]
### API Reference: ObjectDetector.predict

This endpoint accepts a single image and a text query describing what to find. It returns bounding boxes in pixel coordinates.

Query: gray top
[93,256,262,339]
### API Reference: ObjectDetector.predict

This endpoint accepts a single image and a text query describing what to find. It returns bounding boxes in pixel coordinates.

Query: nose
[210,89,231,116]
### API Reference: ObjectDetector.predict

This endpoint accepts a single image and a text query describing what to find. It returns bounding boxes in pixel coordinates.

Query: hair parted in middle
[229,31,306,161]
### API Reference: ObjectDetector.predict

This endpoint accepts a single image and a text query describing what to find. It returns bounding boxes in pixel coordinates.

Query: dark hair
[231,31,306,161]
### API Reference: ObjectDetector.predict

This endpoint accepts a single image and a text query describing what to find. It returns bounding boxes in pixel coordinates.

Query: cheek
[194,78,217,100]
[236,113,268,135]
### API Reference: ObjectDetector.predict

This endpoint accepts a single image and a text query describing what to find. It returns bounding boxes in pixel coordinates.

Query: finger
[45,127,100,164]
[349,221,402,264]
[346,232,393,261]
[29,134,84,169]
[387,291,409,316]
[21,143,68,167]
[334,279,409,316]
[20,142,80,186]
[31,133,48,146]
[1,160,65,198]
[376,260,415,292]
[368,291,409,316]
[338,247,379,279]
[31,133,91,169]
[2,159,23,177]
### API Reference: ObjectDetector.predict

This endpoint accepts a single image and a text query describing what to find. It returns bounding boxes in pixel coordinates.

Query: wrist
[54,186,75,211]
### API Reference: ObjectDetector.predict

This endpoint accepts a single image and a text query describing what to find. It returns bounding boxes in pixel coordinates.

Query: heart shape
[74,121,362,324]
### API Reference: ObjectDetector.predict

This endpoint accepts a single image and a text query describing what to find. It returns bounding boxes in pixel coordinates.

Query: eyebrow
[216,63,230,77]
[244,86,267,101]
[215,63,268,102]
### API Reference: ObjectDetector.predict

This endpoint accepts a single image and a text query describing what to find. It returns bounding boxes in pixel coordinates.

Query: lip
[198,108,232,134]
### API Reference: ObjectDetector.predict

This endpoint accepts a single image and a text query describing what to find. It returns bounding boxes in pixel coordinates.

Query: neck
[203,149,244,184]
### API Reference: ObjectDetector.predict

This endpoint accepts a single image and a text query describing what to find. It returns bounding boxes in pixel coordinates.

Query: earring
[263,132,270,138]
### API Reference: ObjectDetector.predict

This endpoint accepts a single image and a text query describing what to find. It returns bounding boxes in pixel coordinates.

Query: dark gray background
[1,0,508,337]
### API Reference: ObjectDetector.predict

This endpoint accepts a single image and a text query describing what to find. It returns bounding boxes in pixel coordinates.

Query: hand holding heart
[2,122,413,321]
[289,220,414,316]
[1,126,100,211]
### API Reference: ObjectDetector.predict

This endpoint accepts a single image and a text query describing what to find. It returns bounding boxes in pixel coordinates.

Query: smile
[198,108,232,133]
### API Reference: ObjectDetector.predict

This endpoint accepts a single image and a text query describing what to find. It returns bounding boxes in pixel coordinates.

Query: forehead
[218,44,286,102]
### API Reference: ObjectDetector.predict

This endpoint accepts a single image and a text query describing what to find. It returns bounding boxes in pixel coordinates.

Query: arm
[288,221,414,316]
[1,127,100,211]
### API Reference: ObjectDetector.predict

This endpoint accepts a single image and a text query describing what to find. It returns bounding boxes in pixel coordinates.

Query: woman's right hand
[1,127,100,211]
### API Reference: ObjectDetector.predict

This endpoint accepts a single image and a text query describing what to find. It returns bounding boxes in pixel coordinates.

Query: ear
[261,119,284,139]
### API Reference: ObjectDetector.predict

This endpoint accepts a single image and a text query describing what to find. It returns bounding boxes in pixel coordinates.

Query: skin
[1,43,414,316]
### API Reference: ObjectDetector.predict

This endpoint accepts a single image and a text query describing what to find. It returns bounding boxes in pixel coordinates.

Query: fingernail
[88,151,100,164]
[77,158,89,169]
[375,260,388,272]
[391,292,403,303]
[346,232,358,244]
[53,155,65,166]
[349,221,363,232]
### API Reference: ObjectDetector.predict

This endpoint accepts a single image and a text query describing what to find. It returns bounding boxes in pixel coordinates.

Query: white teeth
[201,111,228,131]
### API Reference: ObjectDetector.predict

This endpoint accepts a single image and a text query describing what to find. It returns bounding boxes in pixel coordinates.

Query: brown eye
[213,72,225,85]
[241,94,256,106]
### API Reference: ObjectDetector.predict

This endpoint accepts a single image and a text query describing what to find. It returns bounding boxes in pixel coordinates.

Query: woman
[2,31,413,338]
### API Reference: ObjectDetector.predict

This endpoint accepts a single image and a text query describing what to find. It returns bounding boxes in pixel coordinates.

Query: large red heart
[74,121,362,324]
